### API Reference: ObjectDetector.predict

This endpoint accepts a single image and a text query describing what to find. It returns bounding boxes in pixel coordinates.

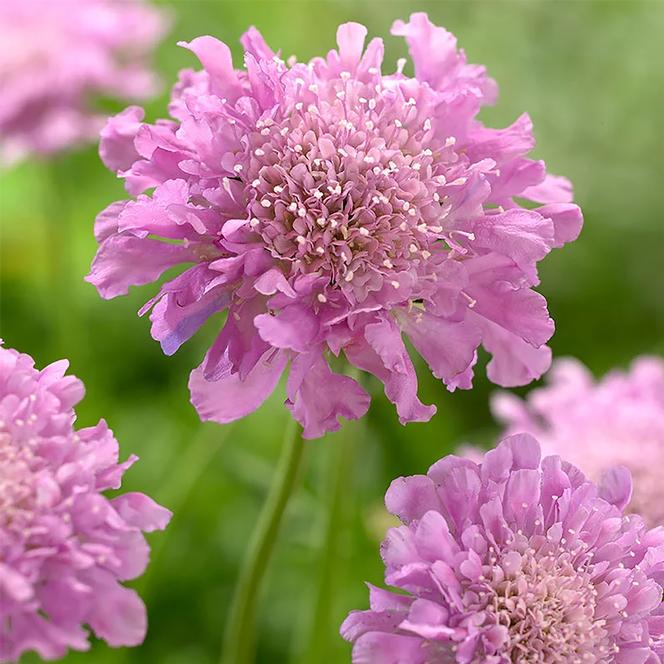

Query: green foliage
[2,1,662,662]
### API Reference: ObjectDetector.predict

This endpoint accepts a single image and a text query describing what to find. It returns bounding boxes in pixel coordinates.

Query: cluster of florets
[88,13,582,438]
[493,356,664,528]
[0,0,168,165]
[342,434,664,663]
[0,344,170,662]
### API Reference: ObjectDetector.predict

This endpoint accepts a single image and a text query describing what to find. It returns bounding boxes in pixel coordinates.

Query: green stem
[221,418,305,664]
[300,418,356,663]
[42,159,73,358]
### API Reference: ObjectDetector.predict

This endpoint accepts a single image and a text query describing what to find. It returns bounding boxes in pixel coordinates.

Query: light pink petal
[385,475,441,524]
[111,493,172,532]
[86,236,196,299]
[523,173,575,204]
[149,282,232,356]
[336,23,368,70]
[178,37,242,100]
[468,284,554,349]
[351,632,428,664]
[240,26,275,60]
[0,563,33,602]
[99,106,144,173]
[400,310,480,388]
[94,201,127,243]
[537,202,584,248]
[345,317,435,424]
[474,313,553,387]
[598,466,633,511]
[473,209,554,273]
[391,12,495,102]
[286,351,370,439]
[189,350,287,425]
[254,304,319,352]
[88,582,146,647]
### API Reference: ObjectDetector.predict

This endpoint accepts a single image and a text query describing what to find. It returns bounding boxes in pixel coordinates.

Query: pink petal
[286,351,370,439]
[189,350,287,425]
[86,236,196,299]
[111,493,172,532]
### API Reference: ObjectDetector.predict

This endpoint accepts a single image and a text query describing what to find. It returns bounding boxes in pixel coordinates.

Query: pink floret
[493,356,664,528]
[0,343,171,662]
[87,14,583,438]
[342,434,664,662]
[0,0,168,165]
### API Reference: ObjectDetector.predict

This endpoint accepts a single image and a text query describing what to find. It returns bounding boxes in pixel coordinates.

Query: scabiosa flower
[492,356,664,528]
[342,434,664,663]
[87,14,583,439]
[0,343,171,662]
[0,0,168,165]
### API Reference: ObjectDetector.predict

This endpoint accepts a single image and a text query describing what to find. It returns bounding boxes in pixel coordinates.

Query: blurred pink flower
[87,14,582,438]
[0,343,171,662]
[493,356,664,527]
[0,0,168,165]
[342,434,664,662]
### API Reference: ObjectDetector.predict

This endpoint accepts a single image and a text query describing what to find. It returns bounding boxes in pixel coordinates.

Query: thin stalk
[299,418,357,663]
[221,417,305,664]
[42,159,73,358]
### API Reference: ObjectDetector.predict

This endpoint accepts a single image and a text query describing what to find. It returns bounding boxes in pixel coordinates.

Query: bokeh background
[2,1,663,662]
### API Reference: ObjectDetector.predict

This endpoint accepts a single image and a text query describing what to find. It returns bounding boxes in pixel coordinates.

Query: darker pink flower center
[480,540,612,662]
[243,75,454,302]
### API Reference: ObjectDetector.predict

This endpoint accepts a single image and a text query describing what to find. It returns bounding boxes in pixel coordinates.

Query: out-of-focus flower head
[0,343,171,662]
[342,434,664,662]
[0,0,168,165]
[493,356,664,527]
[87,14,583,438]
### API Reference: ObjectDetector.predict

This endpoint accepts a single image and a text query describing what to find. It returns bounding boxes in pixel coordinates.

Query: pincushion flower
[0,0,168,165]
[342,434,664,663]
[87,14,583,439]
[493,356,664,528]
[0,343,171,662]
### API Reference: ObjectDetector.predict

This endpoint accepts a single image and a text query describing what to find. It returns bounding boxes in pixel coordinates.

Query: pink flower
[493,356,664,528]
[0,0,168,165]
[0,343,171,662]
[342,434,664,662]
[87,14,582,439]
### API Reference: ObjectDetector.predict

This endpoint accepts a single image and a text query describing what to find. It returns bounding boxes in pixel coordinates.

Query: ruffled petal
[86,236,196,299]
[286,351,370,438]
[189,350,287,425]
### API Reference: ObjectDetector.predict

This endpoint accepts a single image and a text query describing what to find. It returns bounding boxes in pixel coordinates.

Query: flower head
[87,14,582,438]
[0,0,168,165]
[342,434,664,663]
[493,356,664,528]
[0,343,171,662]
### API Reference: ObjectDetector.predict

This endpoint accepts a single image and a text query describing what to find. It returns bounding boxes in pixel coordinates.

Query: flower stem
[43,159,72,357]
[221,417,305,664]
[299,417,358,662]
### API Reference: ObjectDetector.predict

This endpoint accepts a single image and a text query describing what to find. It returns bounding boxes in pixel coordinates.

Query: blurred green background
[1,1,663,662]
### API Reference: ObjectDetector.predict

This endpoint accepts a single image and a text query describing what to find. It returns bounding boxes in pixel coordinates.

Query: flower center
[241,75,457,303]
[0,433,37,529]
[483,541,612,663]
